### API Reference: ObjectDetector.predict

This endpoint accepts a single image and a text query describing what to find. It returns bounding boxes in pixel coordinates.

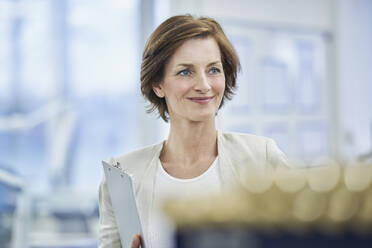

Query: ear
[152,84,165,98]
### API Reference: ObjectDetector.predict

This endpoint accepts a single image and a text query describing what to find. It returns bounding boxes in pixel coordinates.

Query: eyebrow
[176,61,222,68]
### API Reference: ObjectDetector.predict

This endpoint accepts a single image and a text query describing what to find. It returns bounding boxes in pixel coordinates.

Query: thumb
[131,234,141,248]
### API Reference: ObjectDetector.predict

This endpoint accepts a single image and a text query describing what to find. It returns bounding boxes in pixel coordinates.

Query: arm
[266,138,291,168]
[98,175,122,248]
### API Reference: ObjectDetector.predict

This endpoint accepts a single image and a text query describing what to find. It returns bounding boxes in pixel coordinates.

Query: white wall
[169,0,334,30]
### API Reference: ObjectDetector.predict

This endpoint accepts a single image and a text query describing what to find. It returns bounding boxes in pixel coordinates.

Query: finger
[131,234,141,248]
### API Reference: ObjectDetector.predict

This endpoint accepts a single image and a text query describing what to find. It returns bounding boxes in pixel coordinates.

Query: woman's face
[153,37,225,123]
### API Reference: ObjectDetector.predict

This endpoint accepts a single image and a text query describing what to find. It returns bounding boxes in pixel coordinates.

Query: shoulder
[220,131,271,146]
[218,130,289,168]
[219,131,272,156]
[109,141,164,176]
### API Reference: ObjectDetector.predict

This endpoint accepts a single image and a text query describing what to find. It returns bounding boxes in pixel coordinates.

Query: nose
[194,73,211,93]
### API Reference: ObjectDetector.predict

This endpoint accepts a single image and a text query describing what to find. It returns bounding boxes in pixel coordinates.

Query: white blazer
[98,131,289,248]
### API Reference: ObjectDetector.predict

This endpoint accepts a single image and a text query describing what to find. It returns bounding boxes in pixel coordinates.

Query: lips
[188,96,214,104]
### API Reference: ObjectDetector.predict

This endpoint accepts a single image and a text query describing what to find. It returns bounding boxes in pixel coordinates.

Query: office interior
[0,0,371,247]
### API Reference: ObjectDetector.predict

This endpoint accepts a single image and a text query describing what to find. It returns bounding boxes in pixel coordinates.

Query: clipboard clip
[113,161,121,169]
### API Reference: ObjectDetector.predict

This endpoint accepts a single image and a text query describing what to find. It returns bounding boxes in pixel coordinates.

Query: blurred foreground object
[165,160,372,248]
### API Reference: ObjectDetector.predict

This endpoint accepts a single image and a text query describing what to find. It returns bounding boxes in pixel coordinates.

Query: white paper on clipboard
[102,160,146,248]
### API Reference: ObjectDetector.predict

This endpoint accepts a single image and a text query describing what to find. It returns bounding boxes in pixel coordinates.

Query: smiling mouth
[188,96,214,104]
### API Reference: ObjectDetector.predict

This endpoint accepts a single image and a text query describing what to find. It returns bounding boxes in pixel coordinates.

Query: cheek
[214,76,226,94]
[165,82,190,100]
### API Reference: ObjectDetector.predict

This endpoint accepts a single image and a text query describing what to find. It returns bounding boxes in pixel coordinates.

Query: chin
[189,112,216,122]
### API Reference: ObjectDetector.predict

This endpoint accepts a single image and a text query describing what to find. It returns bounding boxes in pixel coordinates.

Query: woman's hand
[131,234,142,248]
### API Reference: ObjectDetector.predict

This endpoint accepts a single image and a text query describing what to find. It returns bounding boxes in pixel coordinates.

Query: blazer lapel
[136,142,163,245]
[217,130,240,190]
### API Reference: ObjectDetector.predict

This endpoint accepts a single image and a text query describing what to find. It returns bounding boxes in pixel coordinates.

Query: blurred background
[0,0,371,247]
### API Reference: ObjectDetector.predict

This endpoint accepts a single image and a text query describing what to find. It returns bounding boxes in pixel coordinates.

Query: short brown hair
[140,15,240,122]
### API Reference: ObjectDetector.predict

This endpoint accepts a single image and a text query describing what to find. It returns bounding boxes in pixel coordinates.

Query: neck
[161,118,218,166]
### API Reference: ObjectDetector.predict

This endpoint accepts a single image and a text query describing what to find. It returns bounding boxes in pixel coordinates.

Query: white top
[148,157,222,248]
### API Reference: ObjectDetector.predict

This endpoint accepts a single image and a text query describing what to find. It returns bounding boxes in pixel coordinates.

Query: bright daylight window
[0,0,141,247]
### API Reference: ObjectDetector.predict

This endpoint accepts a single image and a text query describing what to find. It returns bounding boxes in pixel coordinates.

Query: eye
[178,69,191,76]
[209,67,221,74]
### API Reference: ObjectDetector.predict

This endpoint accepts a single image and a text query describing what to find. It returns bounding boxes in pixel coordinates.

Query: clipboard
[102,161,146,248]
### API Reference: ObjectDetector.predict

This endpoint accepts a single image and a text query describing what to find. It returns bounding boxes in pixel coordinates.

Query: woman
[98,15,288,248]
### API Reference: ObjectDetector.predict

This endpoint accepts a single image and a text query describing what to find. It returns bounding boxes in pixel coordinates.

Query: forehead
[168,37,222,66]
